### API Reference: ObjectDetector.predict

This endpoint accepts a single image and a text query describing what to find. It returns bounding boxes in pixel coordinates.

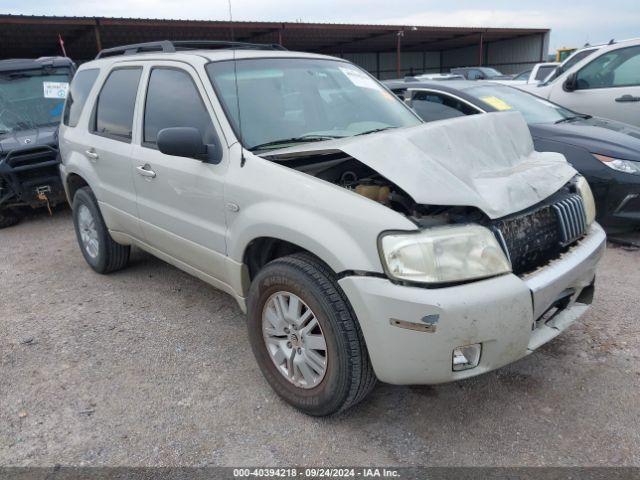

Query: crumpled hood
[263,111,577,219]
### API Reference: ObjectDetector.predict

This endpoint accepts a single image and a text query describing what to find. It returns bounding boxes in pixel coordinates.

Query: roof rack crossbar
[96,40,286,59]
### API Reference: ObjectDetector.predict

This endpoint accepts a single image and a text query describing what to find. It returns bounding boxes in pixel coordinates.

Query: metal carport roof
[0,14,549,63]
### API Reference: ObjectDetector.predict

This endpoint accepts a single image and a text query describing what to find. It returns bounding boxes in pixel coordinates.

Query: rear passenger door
[85,66,144,237]
[131,62,229,280]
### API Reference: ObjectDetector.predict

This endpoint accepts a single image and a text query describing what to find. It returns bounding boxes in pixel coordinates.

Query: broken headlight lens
[593,153,640,176]
[576,175,596,226]
[379,225,512,284]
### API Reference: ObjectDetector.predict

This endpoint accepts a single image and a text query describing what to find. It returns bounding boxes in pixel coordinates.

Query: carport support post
[94,18,102,53]
[396,30,403,78]
[478,32,484,66]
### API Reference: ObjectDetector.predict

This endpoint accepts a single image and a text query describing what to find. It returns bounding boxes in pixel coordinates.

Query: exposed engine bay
[263,148,590,276]
[264,150,486,227]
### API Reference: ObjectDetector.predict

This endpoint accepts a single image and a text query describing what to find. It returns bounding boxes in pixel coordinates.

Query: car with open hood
[0,56,75,228]
[385,78,640,233]
[59,41,605,416]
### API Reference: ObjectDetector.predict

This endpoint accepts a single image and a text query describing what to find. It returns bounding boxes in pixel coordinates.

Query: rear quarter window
[63,68,99,127]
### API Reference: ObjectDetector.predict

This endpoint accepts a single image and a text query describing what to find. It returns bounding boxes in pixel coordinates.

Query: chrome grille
[489,191,588,275]
[552,194,587,246]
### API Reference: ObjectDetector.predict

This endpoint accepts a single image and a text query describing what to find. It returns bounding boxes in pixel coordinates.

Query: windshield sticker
[480,96,512,111]
[43,82,69,99]
[339,67,380,90]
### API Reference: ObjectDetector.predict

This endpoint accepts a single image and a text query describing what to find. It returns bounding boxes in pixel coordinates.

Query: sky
[4,0,640,53]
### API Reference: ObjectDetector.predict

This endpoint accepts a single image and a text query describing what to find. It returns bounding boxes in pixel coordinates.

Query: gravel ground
[1,209,639,467]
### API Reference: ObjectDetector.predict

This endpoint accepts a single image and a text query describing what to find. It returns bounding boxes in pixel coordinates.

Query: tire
[72,186,130,274]
[0,210,20,229]
[247,253,377,416]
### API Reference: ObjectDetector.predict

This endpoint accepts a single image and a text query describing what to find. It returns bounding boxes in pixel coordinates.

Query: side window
[468,70,483,80]
[391,88,408,100]
[411,91,479,121]
[514,70,531,81]
[92,68,142,141]
[576,46,640,89]
[63,68,99,127]
[612,50,640,86]
[535,66,555,81]
[143,68,215,147]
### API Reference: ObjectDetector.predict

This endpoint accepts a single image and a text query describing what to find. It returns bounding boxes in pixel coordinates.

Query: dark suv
[0,56,75,228]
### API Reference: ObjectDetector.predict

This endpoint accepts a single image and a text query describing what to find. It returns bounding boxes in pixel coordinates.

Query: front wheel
[247,253,376,416]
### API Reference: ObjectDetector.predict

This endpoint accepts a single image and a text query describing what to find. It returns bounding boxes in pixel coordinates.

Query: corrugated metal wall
[337,32,548,78]
[342,51,441,79]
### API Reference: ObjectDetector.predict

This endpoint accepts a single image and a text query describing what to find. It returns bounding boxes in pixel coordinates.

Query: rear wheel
[72,187,130,273]
[247,253,376,416]
[0,210,20,229]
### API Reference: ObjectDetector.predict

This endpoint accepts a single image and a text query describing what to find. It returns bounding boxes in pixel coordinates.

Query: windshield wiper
[555,114,592,124]
[249,134,344,151]
[354,127,396,136]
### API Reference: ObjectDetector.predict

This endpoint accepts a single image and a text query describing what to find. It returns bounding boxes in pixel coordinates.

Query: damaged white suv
[59,41,606,416]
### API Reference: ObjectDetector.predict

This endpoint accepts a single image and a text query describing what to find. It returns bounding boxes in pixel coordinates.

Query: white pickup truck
[518,39,640,127]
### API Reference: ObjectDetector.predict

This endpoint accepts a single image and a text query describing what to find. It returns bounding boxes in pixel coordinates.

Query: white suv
[520,39,640,126]
[59,41,606,416]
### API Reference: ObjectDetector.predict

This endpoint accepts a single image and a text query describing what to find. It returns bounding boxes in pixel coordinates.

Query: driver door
[131,62,229,281]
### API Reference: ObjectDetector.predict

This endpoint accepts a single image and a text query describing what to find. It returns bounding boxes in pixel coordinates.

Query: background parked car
[518,38,640,127]
[385,79,640,233]
[497,62,559,85]
[0,56,75,228]
[409,73,465,81]
[450,67,513,80]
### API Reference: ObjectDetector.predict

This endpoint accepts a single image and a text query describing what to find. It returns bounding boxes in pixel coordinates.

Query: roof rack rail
[96,40,287,59]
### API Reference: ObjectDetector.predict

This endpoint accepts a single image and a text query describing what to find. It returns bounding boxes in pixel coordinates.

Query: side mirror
[157,127,222,164]
[563,72,578,92]
[157,127,206,159]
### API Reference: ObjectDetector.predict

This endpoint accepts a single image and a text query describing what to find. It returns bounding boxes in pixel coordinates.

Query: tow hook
[36,186,52,216]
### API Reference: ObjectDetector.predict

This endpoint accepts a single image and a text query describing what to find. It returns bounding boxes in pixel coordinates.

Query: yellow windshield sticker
[480,96,513,111]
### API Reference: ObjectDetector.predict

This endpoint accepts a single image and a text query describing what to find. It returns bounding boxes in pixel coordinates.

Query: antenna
[228,0,246,167]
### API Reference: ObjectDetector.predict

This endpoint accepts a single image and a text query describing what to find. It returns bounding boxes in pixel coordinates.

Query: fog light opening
[452,344,481,371]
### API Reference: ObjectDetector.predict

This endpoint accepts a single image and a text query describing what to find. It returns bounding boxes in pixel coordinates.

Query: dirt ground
[1,209,639,467]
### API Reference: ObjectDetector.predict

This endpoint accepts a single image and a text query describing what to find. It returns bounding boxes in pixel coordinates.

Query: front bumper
[0,145,65,209]
[339,223,606,385]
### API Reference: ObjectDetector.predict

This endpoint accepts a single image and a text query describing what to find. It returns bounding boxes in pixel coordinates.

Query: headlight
[575,176,596,226]
[593,153,640,175]
[379,225,511,284]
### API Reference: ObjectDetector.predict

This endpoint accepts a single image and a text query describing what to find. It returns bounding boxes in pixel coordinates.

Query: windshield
[0,67,71,134]
[466,84,578,124]
[206,58,420,150]
[535,65,557,81]
[544,49,597,84]
[480,68,503,78]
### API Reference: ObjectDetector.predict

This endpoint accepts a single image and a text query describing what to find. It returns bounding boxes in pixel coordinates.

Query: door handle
[85,149,99,161]
[615,94,640,103]
[136,164,156,179]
